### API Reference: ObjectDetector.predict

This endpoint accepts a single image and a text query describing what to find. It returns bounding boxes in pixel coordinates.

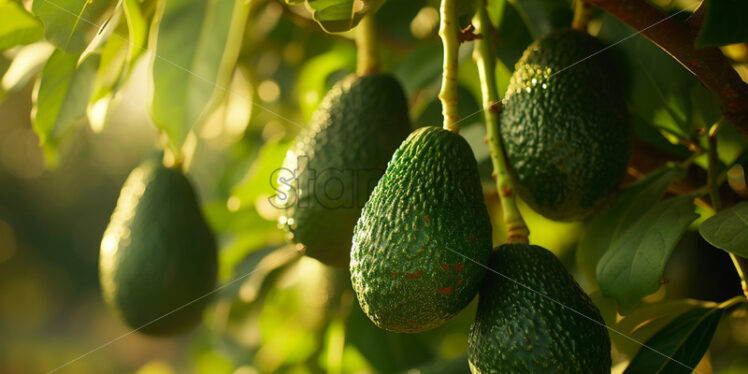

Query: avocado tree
[2,0,748,372]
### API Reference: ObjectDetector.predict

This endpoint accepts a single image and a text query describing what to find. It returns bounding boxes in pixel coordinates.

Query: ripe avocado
[99,160,217,336]
[350,126,492,333]
[468,244,611,373]
[279,73,411,267]
[500,29,631,221]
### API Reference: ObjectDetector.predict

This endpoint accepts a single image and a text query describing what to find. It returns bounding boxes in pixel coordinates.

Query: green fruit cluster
[468,245,611,373]
[278,73,411,267]
[350,126,492,332]
[95,28,621,372]
[99,160,217,336]
[500,29,631,221]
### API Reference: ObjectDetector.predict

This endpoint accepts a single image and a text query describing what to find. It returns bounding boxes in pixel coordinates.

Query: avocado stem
[571,0,592,32]
[472,6,530,244]
[438,0,461,133]
[355,14,379,76]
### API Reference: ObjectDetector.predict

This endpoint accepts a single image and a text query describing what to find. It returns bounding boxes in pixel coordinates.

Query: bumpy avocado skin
[468,244,611,373]
[279,73,411,267]
[99,160,217,336]
[350,126,492,333]
[500,29,631,221]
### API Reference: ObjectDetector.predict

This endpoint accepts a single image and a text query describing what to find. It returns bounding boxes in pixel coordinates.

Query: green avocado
[500,29,631,221]
[350,126,492,333]
[468,244,611,373]
[279,73,411,267]
[99,160,217,336]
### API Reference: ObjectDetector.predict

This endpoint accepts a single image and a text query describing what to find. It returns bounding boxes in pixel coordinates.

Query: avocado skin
[280,73,411,267]
[500,29,631,221]
[351,126,492,333]
[468,244,611,373]
[99,160,217,336]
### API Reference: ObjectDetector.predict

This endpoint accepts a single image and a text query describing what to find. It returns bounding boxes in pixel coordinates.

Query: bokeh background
[2,0,748,373]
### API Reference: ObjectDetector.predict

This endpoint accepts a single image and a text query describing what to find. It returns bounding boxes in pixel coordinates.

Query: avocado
[350,126,492,333]
[500,29,631,221]
[278,73,411,267]
[468,244,611,373]
[99,160,217,336]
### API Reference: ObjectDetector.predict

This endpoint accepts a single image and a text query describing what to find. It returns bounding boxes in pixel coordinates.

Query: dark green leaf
[32,0,117,53]
[0,0,44,50]
[32,49,99,166]
[486,0,507,29]
[150,0,250,153]
[495,1,533,70]
[613,298,716,358]
[597,13,702,138]
[306,0,385,33]
[696,0,748,47]
[597,195,699,309]
[623,305,727,373]
[577,167,677,286]
[699,201,748,257]
[511,0,573,39]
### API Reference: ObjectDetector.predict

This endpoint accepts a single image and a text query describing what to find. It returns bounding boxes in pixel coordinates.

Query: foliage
[1,0,748,373]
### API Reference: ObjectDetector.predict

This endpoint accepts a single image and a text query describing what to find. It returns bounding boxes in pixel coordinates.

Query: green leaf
[623,296,746,374]
[87,29,129,132]
[596,195,699,310]
[494,1,533,70]
[122,0,147,68]
[613,298,716,359]
[696,0,748,47]
[306,0,386,33]
[150,0,250,153]
[296,45,356,121]
[230,137,293,214]
[699,202,748,257]
[597,13,703,138]
[32,0,118,53]
[577,167,678,286]
[32,49,99,166]
[510,0,573,39]
[1,41,54,94]
[0,0,44,50]
[486,0,507,28]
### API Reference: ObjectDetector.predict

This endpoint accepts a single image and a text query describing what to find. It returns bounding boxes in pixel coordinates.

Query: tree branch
[472,6,530,244]
[438,0,461,133]
[587,0,748,135]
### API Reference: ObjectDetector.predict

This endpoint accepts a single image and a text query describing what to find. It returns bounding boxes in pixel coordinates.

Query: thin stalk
[438,0,460,133]
[355,15,379,75]
[707,119,723,209]
[571,0,592,32]
[706,119,748,297]
[472,6,529,244]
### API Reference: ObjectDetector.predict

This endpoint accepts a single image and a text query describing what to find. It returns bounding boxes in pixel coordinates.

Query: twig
[438,0,460,133]
[472,6,529,244]
[356,15,379,75]
[586,0,748,135]
[572,0,592,32]
[705,119,748,297]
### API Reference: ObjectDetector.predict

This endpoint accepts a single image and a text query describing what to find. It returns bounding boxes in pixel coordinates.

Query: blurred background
[2,0,748,373]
